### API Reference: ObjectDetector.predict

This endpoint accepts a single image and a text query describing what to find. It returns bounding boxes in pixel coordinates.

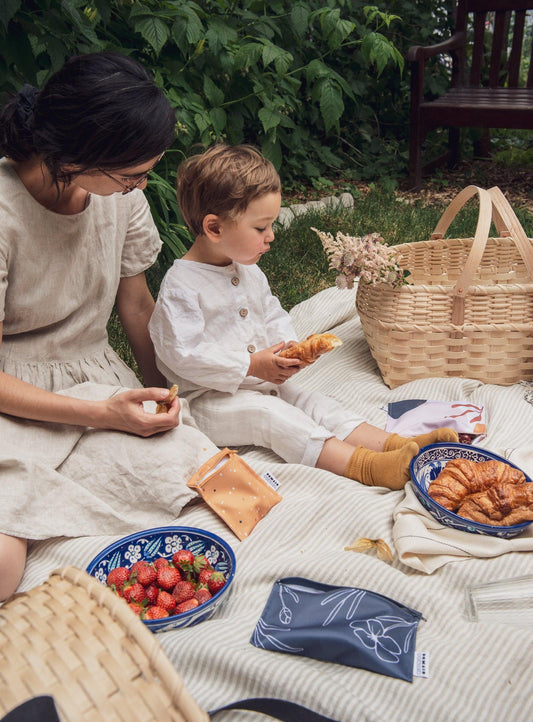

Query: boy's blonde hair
[177,143,281,237]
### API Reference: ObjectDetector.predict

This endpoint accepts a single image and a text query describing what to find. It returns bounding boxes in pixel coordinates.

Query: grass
[108,186,533,378]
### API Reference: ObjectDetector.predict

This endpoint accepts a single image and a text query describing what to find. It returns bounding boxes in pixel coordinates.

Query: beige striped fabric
[19,285,533,722]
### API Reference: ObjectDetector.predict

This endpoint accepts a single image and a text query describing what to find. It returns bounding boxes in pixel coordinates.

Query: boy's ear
[202,214,223,242]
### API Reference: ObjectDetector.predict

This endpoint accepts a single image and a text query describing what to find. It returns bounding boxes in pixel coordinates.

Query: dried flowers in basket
[312,228,410,290]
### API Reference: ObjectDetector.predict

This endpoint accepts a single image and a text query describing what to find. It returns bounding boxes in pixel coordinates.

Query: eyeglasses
[98,154,164,195]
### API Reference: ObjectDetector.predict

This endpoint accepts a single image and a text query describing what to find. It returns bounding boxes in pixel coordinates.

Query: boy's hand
[247,342,301,385]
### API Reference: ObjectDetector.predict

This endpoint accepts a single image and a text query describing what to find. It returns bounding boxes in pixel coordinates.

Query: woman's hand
[0,369,180,437]
[247,342,301,385]
[99,387,181,437]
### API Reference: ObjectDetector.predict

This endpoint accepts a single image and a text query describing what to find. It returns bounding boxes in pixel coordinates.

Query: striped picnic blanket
[20,286,533,722]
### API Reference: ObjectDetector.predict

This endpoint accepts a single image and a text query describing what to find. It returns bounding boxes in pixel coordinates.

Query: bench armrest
[407,31,465,64]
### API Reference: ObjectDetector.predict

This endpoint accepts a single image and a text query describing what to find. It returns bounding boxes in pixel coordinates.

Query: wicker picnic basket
[355,185,533,389]
[0,566,209,722]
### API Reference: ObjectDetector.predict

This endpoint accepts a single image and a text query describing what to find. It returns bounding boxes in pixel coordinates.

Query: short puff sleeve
[120,190,162,277]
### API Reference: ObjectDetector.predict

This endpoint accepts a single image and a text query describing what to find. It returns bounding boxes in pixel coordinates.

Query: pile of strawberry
[106,549,227,621]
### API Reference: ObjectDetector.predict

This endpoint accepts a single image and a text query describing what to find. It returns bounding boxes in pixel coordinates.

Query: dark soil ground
[286,157,533,212]
[398,158,533,211]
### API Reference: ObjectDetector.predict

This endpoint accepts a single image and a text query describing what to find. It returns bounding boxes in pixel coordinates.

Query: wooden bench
[408,0,533,190]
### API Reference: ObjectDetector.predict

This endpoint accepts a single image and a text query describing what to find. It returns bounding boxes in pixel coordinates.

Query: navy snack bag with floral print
[251,577,424,682]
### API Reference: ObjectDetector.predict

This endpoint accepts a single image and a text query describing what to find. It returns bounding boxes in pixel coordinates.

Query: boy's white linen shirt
[149,259,298,397]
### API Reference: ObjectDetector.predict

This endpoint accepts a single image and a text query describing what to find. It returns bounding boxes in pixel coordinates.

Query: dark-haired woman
[0,52,217,600]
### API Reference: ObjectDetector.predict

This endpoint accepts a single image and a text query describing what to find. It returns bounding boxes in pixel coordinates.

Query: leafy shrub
[0,0,454,260]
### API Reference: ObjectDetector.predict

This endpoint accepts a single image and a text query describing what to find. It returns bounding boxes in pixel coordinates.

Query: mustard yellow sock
[344,442,419,490]
[384,427,459,452]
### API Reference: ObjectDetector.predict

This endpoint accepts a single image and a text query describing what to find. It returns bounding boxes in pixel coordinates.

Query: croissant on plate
[428,458,526,511]
[457,481,533,526]
[278,333,342,366]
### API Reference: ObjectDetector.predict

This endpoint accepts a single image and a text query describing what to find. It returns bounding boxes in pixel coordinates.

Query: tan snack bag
[187,448,282,540]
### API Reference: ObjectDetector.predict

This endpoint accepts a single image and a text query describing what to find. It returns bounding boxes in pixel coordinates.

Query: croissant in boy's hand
[278,333,342,366]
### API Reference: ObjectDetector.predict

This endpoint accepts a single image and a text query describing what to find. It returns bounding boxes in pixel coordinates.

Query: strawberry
[172,549,195,569]
[157,590,177,614]
[193,554,211,574]
[194,587,212,606]
[207,571,226,595]
[157,565,181,590]
[123,582,146,604]
[130,560,150,575]
[106,566,130,590]
[135,563,157,586]
[144,606,169,620]
[197,567,215,586]
[172,580,196,604]
[153,557,170,570]
[176,598,199,615]
[145,583,159,605]
[128,603,143,616]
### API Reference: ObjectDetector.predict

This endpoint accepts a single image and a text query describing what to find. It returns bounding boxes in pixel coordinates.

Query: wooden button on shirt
[239,308,248,318]
[231,276,240,286]
[247,344,256,353]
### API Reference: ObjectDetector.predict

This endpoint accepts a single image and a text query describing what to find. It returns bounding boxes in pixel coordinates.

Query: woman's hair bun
[0,84,40,160]
[16,84,40,127]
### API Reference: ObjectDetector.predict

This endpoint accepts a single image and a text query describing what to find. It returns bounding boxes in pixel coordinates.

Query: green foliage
[0,1,455,261]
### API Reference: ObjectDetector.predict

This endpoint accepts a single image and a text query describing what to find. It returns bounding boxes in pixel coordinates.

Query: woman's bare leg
[0,533,27,601]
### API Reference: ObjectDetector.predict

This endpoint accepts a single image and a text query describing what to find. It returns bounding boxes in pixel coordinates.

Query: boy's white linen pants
[188,381,365,467]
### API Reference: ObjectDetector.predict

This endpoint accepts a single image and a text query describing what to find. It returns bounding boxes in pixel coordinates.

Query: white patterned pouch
[385,399,486,444]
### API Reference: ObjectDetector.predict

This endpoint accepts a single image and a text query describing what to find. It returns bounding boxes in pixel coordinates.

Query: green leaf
[0,0,20,30]
[206,16,238,54]
[318,78,344,134]
[203,75,224,106]
[46,37,69,74]
[194,110,210,134]
[319,8,354,49]
[261,136,282,171]
[2,24,36,83]
[134,15,169,54]
[290,3,309,37]
[258,104,282,134]
[305,58,330,82]
[261,42,292,75]
[209,107,226,135]
[233,42,263,70]
[178,5,204,45]
[361,32,404,77]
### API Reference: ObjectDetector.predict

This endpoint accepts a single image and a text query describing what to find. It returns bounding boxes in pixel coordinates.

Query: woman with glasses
[0,52,219,600]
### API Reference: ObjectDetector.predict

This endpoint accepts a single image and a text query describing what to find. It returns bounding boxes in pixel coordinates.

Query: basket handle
[487,186,533,280]
[430,185,493,324]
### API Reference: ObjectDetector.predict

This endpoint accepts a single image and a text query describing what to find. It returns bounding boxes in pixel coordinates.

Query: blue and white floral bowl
[87,526,236,633]
[410,443,533,539]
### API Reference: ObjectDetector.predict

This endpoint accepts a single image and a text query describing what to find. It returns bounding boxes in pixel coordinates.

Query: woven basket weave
[356,185,533,389]
[0,566,209,722]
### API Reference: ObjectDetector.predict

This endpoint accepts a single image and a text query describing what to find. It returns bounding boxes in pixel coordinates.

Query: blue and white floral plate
[87,526,236,633]
[410,443,533,539]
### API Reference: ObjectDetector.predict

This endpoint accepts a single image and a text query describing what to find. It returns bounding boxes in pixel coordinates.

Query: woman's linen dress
[0,158,217,540]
